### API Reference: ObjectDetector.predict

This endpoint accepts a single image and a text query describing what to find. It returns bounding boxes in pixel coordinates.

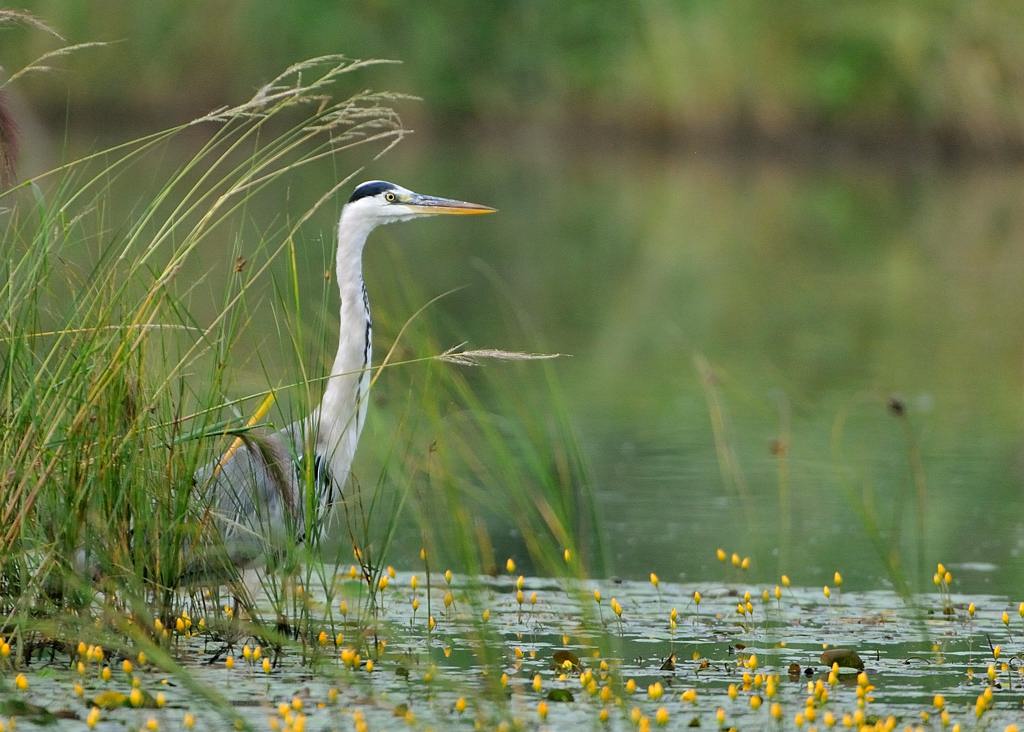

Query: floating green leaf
[820,648,865,671]
[84,681,157,709]
[0,699,58,725]
[552,650,581,671]
[90,691,129,709]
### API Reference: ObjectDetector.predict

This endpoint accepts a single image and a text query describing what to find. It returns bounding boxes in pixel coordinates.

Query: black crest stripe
[348,180,397,203]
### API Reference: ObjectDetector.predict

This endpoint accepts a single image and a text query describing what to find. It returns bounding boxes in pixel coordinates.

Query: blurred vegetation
[5,0,1024,152]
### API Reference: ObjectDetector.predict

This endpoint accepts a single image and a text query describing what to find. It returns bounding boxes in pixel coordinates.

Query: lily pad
[0,699,58,725]
[90,691,129,710]
[546,689,574,703]
[820,648,865,671]
[552,650,580,671]
[89,690,158,709]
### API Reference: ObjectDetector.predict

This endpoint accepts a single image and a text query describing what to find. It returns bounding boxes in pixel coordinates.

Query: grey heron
[194,180,495,573]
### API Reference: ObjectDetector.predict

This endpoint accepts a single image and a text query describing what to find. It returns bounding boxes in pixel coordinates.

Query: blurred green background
[4,2,1024,592]
[6,0,1024,151]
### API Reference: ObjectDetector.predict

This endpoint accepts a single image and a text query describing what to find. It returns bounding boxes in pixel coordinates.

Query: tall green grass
[3,51,391,572]
[1,31,606,725]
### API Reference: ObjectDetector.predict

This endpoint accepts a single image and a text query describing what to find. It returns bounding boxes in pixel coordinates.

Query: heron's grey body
[193,181,494,571]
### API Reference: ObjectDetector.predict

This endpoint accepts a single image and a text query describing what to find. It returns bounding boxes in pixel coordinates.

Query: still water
[335,142,1024,596]
[11,572,1024,729]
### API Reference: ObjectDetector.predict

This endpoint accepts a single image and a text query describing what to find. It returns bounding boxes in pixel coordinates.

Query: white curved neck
[317,205,374,452]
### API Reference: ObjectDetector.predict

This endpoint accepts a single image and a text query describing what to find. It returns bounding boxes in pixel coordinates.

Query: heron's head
[344,180,496,226]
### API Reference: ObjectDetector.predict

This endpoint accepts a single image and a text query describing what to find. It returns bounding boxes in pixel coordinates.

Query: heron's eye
[384,192,397,202]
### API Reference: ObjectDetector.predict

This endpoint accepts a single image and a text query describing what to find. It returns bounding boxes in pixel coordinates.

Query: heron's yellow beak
[406,193,497,215]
